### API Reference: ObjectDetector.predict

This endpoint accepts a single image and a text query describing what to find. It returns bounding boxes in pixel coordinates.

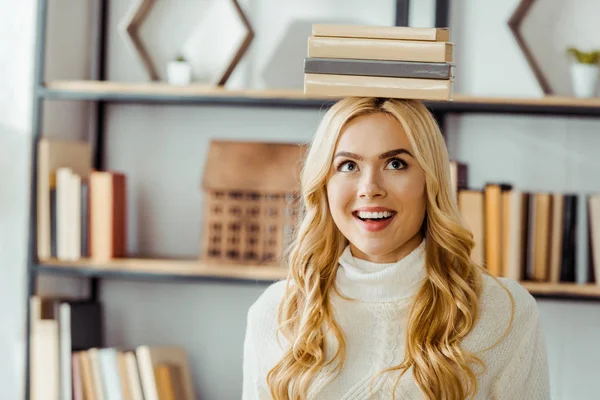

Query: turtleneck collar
[335,240,427,303]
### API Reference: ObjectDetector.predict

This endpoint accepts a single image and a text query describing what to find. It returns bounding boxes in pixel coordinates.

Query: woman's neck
[349,232,424,263]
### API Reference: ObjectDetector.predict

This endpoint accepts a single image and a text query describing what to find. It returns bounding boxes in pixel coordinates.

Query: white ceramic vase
[167,61,192,85]
[571,63,599,98]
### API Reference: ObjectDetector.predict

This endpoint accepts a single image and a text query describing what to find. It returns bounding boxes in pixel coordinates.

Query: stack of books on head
[303,24,455,101]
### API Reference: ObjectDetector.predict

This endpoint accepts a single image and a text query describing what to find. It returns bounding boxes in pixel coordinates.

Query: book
[125,351,144,400]
[576,194,590,284]
[37,138,91,260]
[484,184,504,277]
[304,73,453,101]
[449,161,468,194]
[312,24,450,42]
[504,190,530,281]
[532,193,552,281]
[303,57,453,79]
[136,346,195,400]
[549,193,564,283]
[307,36,454,63]
[90,171,128,260]
[29,296,59,400]
[458,190,485,266]
[590,195,600,286]
[560,195,577,282]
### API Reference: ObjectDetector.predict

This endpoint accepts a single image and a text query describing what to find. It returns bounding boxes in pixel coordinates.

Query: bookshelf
[521,281,600,301]
[35,259,600,300]
[41,80,600,116]
[23,0,600,399]
[36,258,287,283]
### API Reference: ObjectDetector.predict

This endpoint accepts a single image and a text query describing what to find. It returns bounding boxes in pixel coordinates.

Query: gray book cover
[304,57,453,79]
[576,193,589,284]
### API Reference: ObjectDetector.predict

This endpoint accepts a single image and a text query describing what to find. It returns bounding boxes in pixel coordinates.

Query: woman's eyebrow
[333,148,414,160]
[378,148,414,159]
[333,151,363,160]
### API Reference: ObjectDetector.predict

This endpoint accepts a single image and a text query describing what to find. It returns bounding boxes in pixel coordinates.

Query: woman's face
[326,112,427,263]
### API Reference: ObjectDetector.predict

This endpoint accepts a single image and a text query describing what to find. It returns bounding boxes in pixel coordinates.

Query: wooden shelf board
[40,80,600,115]
[36,257,288,283]
[44,80,330,99]
[36,258,600,300]
[520,281,600,299]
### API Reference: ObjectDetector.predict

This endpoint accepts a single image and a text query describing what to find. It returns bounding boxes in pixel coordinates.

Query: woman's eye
[385,158,406,170]
[338,161,358,172]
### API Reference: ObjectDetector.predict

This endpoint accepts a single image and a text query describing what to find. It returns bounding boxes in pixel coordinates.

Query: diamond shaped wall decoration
[119,0,254,85]
[119,0,159,81]
[508,0,553,94]
[180,0,254,86]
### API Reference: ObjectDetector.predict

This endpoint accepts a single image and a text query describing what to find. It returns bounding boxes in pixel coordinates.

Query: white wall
[0,0,37,398]
[2,0,600,399]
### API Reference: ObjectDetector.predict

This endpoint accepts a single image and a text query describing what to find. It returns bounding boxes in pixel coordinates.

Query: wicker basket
[200,140,306,265]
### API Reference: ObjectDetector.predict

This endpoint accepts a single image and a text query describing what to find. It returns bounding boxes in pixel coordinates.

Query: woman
[242,97,550,400]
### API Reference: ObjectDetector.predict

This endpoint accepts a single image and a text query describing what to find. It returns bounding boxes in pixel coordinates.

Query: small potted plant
[566,47,600,98]
[167,54,192,85]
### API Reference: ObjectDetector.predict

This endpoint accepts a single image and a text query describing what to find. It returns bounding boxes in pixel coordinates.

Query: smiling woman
[326,112,426,263]
[242,97,551,400]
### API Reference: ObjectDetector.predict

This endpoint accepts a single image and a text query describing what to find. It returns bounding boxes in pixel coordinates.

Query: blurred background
[1,0,600,399]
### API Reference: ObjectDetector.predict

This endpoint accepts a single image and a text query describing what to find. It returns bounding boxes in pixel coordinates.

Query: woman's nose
[357,172,386,199]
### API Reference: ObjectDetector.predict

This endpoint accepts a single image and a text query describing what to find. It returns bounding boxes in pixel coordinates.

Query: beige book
[504,190,529,281]
[88,348,106,400]
[125,352,144,400]
[78,351,97,400]
[484,185,503,277]
[136,346,195,400]
[532,193,552,281]
[90,171,127,259]
[29,296,59,400]
[549,193,564,283]
[304,73,453,101]
[501,190,512,278]
[154,364,177,400]
[589,195,600,286]
[458,190,485,266]
[117,351,134,400]
[37,138,91,260]
[312,24,450,42]
[307,36,453,63]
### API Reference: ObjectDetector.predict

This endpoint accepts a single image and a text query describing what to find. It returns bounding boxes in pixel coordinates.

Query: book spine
[307,36,453,63]
[560,195,577,282]
[80,181,89,257]
[576,194,589,284]
[304,73,453,101]
[50,188,57,258]
[311,24,449,41]
[304,57,452,79]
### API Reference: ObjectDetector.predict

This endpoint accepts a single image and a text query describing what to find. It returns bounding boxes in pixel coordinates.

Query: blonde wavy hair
[266,97,515,400]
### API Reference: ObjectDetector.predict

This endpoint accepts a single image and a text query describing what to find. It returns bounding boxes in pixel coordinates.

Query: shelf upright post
[88,0,109,301]
[431,0,451,135]
[24,0,49,397]
[395,0,410,27]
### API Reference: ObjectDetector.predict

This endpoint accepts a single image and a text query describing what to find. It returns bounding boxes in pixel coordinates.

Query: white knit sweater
[242,241,551,399]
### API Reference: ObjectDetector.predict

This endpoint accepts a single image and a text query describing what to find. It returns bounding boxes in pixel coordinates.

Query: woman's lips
[352,211,396,232]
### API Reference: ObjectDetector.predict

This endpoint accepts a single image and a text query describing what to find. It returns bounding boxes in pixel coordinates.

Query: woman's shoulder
[245,280,291,360]
[473,273,541,344]
[247,279,290,326]
[479,273,539,320]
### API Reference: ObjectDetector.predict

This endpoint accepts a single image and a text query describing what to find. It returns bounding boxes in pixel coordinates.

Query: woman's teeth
[356,211,394,220]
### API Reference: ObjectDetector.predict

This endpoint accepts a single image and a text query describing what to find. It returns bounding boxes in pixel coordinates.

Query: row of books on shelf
[30,296,194,400]
[303,24,454,100]
[37,138,127,261]
[458,183,600,285]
